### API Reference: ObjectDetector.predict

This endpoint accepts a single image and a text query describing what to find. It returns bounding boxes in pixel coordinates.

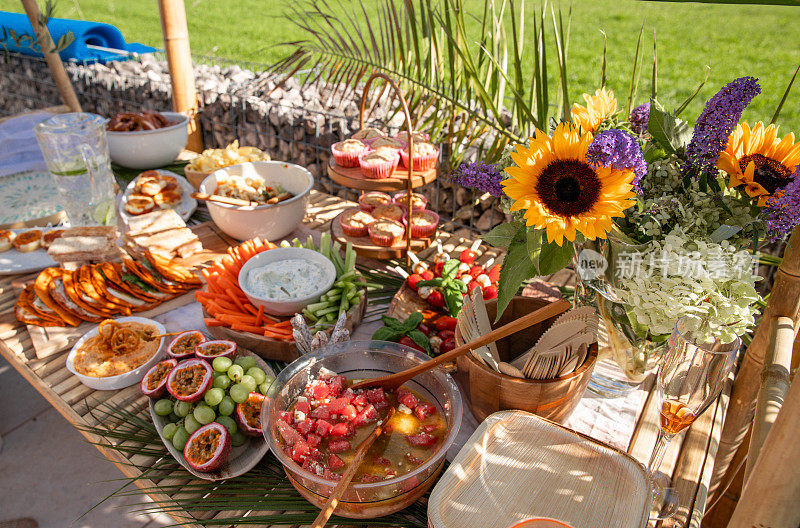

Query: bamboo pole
[157,0,202,152]
[726,369,800,528]
[710,226,800,497]
[19,0,81,113]
[745,316,793,481]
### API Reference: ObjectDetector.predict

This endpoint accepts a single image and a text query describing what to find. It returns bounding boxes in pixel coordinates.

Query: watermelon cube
[330,422,354,438]
[328,439,351,453]
[306,433,322,448]
[310,405,331,420]
[315,419,333,437]
[405,432,438,447]
[340,404,358,421]
[328,454,345,470]
[296,419,316,436]
[291,438,310,462]
[277,419,303,446]
[365,388,387,405]
[414,402,437,420]
[353,404,378,426]
[398,390,419,410]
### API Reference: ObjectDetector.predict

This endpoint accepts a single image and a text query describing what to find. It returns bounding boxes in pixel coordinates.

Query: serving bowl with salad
[200,161,313,241]
[262,340,461,518]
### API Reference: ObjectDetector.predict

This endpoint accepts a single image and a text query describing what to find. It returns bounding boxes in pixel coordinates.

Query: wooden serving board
[330,211,433,260]
[428,411,650,528]
[204,291,368,362]
[327,158,436,191]
[25,222,236,359]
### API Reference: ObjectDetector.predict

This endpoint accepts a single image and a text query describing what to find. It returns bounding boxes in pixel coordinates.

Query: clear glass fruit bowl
[262,340,462,519]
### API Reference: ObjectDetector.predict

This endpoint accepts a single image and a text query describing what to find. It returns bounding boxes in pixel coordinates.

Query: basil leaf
[407,329,432,355]
[417,278,444,288]
[380,314,404,330]
[444,289,463,317]
[442,259,460,279]
[400,311,424,332]
[372,326,402,342]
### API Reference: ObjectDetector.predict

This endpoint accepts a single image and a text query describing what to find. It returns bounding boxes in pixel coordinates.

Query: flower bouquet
[452,76,799,395]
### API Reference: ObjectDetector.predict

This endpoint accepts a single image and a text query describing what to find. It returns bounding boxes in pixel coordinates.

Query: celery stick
[306,301,333,312]
[302,309,318,322]
[291,238,301,247]
[279,240,291,248]
[344,242,356,272]
[316,306,340,316]
[338,270,356,282]
[320,232,331,260]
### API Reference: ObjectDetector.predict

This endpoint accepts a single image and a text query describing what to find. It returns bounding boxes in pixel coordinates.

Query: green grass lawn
[2,0,799,133]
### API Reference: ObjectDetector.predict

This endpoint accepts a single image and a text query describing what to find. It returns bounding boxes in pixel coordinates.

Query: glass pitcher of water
[33,113,117,226]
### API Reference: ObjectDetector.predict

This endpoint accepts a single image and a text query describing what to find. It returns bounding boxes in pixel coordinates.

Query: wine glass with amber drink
[647,316,740,519]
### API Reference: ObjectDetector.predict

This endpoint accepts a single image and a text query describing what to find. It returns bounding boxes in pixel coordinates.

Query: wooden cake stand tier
[330,210,433,260]
[327,159,437,192]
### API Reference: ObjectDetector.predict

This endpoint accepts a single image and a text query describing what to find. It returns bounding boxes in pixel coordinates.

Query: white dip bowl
[200,161,313,241]
[238,247,336,316]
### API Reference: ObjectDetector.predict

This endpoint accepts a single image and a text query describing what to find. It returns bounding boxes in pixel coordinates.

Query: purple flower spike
[682,76,761,180]
[630,103,650,135]
[586,129,648,193]
[449,162,505,198]
[764,167,800,241]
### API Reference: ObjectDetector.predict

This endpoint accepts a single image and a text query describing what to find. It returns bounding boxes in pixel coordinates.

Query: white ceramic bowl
[66,317,167,390]
[106,111,189,169]
[199,161,313,241]
[238,247,336,316]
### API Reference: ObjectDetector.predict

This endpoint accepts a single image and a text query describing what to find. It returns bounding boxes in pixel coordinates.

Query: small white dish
[118,169,198,224]
[106,112,189,169]
[0,227,58,275]
[199,161,313,241]
[238,247,336,316]
[66,316,167,390]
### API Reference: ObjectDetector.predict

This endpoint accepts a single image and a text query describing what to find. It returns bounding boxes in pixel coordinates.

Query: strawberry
[433,261,445,277]
[416,322,430,335]
[440,338,456,354]
[399,335,425,353]
[420,270,434,281]
[487,264,501,283]
[469,265,485,278]
[467,281,481,294]
[483,284,499,300]
[434,316,458,332]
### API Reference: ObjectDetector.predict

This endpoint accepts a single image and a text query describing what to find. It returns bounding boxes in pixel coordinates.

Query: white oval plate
[150,348,273,481]
[118,169,198,224]
[66,316,167,390]
[0,227,60,275]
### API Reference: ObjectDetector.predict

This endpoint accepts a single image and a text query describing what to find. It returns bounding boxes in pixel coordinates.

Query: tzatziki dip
[246,259,327,300]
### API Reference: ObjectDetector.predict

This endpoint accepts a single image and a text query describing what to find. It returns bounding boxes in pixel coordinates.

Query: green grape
[258,381,272,395]
[184,414,201,434]
[215,415,238,435]
[154,398,174,416]
[193,404,216,425]
[218,396,236,416]
[213,374,232,390]
[240,374,257,393]
[167,411,181,423]
[212,356,233,372]
[171,426,190,450]
[231,431,247,447]
[246,367,266,385]
[230,383,250,403]
[204,387,225,407]
[162,422,178,440]
[234,356,256,371]
[227,364,244,382]
[173,400,193,418]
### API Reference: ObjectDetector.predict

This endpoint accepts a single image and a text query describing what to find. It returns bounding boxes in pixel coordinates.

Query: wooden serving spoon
[351,298,571,391]
[310,406,396,528]
[191,192,260,207]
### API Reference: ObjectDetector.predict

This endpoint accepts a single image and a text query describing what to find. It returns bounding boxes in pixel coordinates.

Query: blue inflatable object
[0,11,157,63]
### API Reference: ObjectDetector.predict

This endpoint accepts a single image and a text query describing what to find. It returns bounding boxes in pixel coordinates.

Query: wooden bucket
[455,297,597,424]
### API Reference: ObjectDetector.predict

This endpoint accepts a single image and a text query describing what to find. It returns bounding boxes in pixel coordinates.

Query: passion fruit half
[167,330,206,360]
[235,391,265,437]
[140,358,178,399]
[195,340,237,361]
[182,422,231,472]
[166,358,213,402]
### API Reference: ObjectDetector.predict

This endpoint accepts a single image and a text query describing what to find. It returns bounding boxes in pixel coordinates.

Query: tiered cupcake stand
[329,73,438,261]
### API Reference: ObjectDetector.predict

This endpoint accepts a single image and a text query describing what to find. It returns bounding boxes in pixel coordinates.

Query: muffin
[339,208,375,237]
[395,130,430,145]
[372,203,405,222]
[358,191,392,212]
[351,127,386,144]
[368,219,406,247]
[406,209,440,239]
[392,191,428,211]
[359,147,400,179]
[331,139,368,168]
[400,141,439,171]
[369,137,405,152]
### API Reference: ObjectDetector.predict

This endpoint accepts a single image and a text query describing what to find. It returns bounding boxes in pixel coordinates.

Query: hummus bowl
[66,316,167,390]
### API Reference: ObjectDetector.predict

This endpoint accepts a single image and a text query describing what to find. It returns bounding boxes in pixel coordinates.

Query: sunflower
[570,87,618,132]
[502,123,637,246]
[718,121,800,206]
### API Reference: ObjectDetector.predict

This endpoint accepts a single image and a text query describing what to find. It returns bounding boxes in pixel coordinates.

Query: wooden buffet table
[0,190,727,528]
